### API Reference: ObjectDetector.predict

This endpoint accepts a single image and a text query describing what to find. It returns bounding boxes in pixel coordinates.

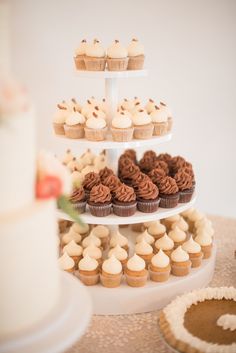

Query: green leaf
[57,195,84,226]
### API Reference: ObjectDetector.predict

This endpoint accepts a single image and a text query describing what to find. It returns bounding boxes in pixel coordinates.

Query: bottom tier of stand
[0,273,92,353]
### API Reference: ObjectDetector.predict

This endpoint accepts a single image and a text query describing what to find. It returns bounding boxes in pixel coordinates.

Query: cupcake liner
[159,193,179,208]
[127,55,145,70]
[112,201,137,217]
[111,127,134,142]
[167,117,173,132]
[74,55,86,70]
[71,200,87,214]
[84,56,106,71]
[133,123,154,139]
[189,252,203,268]
[125,271,148,287]
[153,122,168,136]
[88,201,112,217]
[149,265,171,282]
[64,124,85,139]
[78,272,100,286]
[84,126,107,141]
[179,188,194,203]
[100,272,122,288]
[201,244,212,259]
[171,260,191,276]
[137,198,160,213]
[53,122,65,135]
[107,57,129,71]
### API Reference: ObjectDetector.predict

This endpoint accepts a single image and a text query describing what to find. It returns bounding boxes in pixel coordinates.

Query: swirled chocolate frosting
[148,168,166,185]
[70,187,86,203]
[113,183,136,203]
[89,184,111,204]
[131,172,150,188]
[136,180,159,200]
[153,160,169,175]
[103,175,122,193]
[119,162,140,180]
[169,156,186,174]
[143,150,157,161]
[158,176,179,195]
[118,155,134,172]
[123,149,137,164]
[139,156,155,173]
[156,153,172,165]
[83,172,101,191]
[99,167,114,182]
[174,170,193,191]
[180,166,195,183]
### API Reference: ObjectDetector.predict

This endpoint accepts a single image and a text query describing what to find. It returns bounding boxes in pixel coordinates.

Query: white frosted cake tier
[75,69,148,79]
[53,133,172,150]
[57,195,196,225]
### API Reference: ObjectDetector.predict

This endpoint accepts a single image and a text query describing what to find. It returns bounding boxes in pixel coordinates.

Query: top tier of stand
[75,69,148,79]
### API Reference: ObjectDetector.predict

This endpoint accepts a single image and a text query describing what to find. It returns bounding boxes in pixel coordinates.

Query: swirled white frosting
[75,39,87,56]
[107,40,128,58]
[127,254,145,271]
[91,225,109,239]
[53,108,68,123]
[150,106,168,123]
[58,251,75,270]
[66,111,85,126]
[136,229,155,245]
[181,207,194,218]
[81,101,94,118]
[71,222,89,234]
[145,99,156,114]
[80,148,96,166]
[67,158,83,172]
[112,111,132,129]
[148,222,166,236]
[110,230,128,248]
[155,233,174,251]
[78,254,98,271]
[188,209,205,222]
[71,171,84,187]
[168,226,187,242]
[83,244,102,260]
[127,38,144,56]
[196,223,214,237]
[217,314,236,331]
[82,234,101,248]
[63,240,83,256]
[195,231,212,246]
[62,228,82,245]
[132,110,151,126]
[86,39,105,58]
[171,217,189,232]
[170,246,189,262]
[166,214,181,222]
[182,236,201,254]
[151,249,170,268]
[135,239,153,255]
[108,244,128,261]
[102,254,122,274]
[86,115,106,129]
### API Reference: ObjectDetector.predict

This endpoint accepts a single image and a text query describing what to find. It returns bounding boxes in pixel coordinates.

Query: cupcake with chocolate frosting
[102,174,122,196]
[119,162,140,186]
[82,172,101,197]
[131,172,151,190]
[156,153,172,166]
[112,183,137,217]
[88,184,112,217]
[136,179,160,213]
[99,166,114,183]
[139,154,156,174]
[148,168,166,186]
[122,149,137,164]
[158,176,179,208]
[174,170,194,203]
[70,186,87,213]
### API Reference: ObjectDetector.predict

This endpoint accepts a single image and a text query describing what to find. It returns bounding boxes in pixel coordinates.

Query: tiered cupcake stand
[55,69,216,315]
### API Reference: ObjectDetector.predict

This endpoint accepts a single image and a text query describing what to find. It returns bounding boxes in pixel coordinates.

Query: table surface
[67,215,236,353]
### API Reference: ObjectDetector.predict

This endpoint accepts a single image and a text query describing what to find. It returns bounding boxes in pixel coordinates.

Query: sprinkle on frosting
[82,234,101,248]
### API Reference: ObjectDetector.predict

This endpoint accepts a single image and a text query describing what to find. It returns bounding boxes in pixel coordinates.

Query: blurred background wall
[7,0,236,217]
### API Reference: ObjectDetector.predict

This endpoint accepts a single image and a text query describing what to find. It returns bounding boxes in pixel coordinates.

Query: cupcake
[127,38,145,70]
[112,183,137,217]
[108,245,128,267]
[83,244,103,266]
[148,168,166,186]
[170,216,189,232]
[110,230,129,251]
[195,220,214,238]
[70,98,82,113]
[125,254,148,287]
[158,176,179,208]
[135,239,154,267]
[154,233,174,257]
[153,160,169,175]
[170,246,191,276]
[136,180,160,213]
[74,39,87,70]
[67,157,83,172]
[195,231,213,259]
[71,222,90,238]
[82,172,101,197]
[62,149,74,165]
[82,234,101,248]
[70,186,87,213]
[84,112,107,141]
[119,98,134,112]
[62,228,82,245]
[58,251,75,273]
[147,221,166,240]
[84,39,106,71]
[182,236,203,268]
[139,154,156,174]
[107,40,129,71]
[64,109,85,139]
[100,255,123,288]
[187,209,205,233]
[168,226,187,248]
[159,102,173,132]
[149,249,171,282]
[78,254,99,286]
[136,229,155,245]
[62,240,83,265]
[102,175,122,196]
[131,172,151,190]
[132,109,154,139]
[111,111,134,142]
[174,170,194,203]
[90,225,110,250]
[88,184,112,217]
[99,167,114,183]
[80,148,96,166]
[162,215,181,231]
[81,99,94,119]
[53,104,67,135]
[150,106,168,136]
[145,99,156,114]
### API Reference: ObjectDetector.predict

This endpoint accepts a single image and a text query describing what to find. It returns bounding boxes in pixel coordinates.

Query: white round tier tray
[53,133,172,150]
[57,195,196,225]
[75,69,148,79]
[86,244,216,315]
[0,273,92,353]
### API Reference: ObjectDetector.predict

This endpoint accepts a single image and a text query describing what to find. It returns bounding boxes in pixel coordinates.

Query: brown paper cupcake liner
[112,201,137,217]
[107,57,129,71]
[133,123,154,139]
[111,127,134,142]
[127,55,145,70]
[84,56,106,71]
[71,200,87,214]
[84,126,107,141]
[159,193,179,208]
[137,198,160,213]
[88,201,112,217]
[78,272,100,286]
[53,122,65,135]
[153,122,168,136]
[64,124,85,139]
[179,188,194,203]
[74,55,86,70]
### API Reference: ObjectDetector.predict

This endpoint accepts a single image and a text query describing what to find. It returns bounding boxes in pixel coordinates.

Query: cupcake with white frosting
[71,222,90,237]
[62,227,82,245]
[100,255,123,288]
[160,101,173,132]
[125,254,148,287]
[84,112,107,141]
[110,230,129,251]
[136,229,155,245]
[62,240,83,265]
[90,225,110,249]
[149,249,171,282]
[127,38,145,70]
[162,214,181,231]
[67,157,83,172]
[170,216,189,232]
[53,104,68,135]
[168,226,187,248]
[154,233,174,257]
[147,221,166,240]
[135,239,154,267]
[82,234,101,248]
[81,99,94,118]
[195,231,213,259]
[150,105,168,136]
[107,40,129,71]
[145,99,156,114]
[64,109,85,139]
[83,244,103,266]
[132,109,154,139]
[58,251,75,273]
[84,39,106,71]
[108,245,128,267]
[170,246,191,276]
[78,254,99,286]
[182,236,203,268]
[74,39,87,70]
[111,111,134,142]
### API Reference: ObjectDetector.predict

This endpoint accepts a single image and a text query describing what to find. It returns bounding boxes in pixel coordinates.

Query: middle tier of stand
[58,195,196,225]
